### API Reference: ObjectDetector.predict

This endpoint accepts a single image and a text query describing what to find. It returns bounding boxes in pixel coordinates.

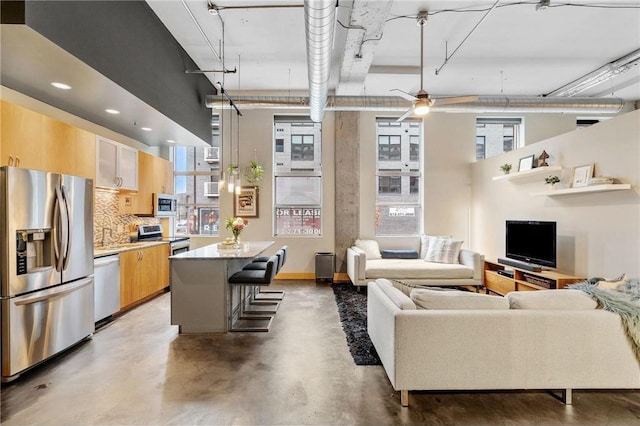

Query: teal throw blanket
[568,279,640,364]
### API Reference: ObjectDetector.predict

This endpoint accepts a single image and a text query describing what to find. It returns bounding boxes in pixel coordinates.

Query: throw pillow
[596,273,629,290]
[410,288,509,310]
[375,279,416,310]
[354,239,381,260]
[424,237,463,264]
[506,290,597,310]
[419,234,449,258]
[381,249,419,259]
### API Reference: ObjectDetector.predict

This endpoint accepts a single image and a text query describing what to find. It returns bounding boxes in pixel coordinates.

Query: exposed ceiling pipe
[546,48,640,97]
[206,95,625,114]
[304,0,336,122]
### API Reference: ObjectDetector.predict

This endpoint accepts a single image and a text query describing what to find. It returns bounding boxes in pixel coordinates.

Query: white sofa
[346,236,484,288]
[367,278,640,407]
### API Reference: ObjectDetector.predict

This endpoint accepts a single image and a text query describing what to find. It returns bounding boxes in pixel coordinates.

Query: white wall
[470,109,640,277]
[192,108,336,275]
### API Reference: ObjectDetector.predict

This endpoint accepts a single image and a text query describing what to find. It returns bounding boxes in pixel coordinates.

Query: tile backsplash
[94,189,159,247]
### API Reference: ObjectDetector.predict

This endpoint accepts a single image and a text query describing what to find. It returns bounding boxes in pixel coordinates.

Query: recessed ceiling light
[51,82,72,90]
[141,127,152,131]
[166,139,175,144]
[105,109,120,114]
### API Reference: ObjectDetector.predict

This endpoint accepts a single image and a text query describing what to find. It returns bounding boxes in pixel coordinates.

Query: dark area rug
[332,283,382,366]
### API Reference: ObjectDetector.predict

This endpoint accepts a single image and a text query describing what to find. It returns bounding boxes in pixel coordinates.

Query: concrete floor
[1,280,640,425]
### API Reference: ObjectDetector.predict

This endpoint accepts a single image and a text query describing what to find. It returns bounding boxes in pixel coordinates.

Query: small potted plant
[499,163,512,174]
[545,175,560,189]
[244,160,264,189]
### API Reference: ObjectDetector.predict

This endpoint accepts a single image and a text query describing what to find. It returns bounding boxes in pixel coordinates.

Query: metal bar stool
[251,245,287,301]
[243,249,284,312]
[227,255,278,332]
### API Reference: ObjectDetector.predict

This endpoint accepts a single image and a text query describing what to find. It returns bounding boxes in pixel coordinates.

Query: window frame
[375,117,423,237]
[273,116,323,237]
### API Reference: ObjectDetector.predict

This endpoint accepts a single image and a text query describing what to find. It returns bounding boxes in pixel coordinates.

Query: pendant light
[227,100,235,193]
[218,85,226,192]
[234,112,241,195]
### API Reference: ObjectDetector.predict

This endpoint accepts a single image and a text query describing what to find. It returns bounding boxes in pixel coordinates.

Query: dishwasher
[94,255,121,324]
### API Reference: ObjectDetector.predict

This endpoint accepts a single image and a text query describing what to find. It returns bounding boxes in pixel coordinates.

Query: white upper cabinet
[96,136,138,190]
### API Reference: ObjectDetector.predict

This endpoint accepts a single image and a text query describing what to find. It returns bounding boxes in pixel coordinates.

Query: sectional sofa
[367,278,640,407]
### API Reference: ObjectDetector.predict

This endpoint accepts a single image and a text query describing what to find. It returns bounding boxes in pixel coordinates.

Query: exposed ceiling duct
[546,49,640,98]
[206,95,626,114]
[304,0,336,123]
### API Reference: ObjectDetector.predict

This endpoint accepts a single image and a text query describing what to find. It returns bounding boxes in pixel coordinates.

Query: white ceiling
[147,0,640,101]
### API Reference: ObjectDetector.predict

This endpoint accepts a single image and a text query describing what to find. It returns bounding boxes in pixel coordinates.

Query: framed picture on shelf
[518,154,535,172]
[234,186,259,217]
[571,163,594,188]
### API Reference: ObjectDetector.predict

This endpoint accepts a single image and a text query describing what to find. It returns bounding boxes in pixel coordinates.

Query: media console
[483,259,584,296]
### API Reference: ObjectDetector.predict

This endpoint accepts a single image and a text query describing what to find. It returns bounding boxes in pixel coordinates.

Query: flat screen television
[505,220,557,268]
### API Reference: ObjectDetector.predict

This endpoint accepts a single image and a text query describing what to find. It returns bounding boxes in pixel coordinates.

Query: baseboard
[274,272,352,282]
[275,272,316,280]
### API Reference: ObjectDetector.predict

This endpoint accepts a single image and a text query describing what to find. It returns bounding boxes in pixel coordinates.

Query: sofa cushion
[410,288,509,310]
[355,239,381,260]
[365,259,474,280]
[506,290,597,310]
[381,249,419,259]
[424,237,463,264]
[375,279,416,310]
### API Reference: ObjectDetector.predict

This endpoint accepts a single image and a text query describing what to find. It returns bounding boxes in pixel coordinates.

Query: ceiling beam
[335,0,393,96]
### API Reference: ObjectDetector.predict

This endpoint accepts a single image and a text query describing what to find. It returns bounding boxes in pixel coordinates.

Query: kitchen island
[169,241,275,333]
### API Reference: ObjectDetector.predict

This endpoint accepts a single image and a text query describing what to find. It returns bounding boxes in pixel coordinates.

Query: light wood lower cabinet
[119,244,170,310]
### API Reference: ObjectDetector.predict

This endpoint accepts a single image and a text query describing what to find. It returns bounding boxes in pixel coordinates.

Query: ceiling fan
[391,12,478,122]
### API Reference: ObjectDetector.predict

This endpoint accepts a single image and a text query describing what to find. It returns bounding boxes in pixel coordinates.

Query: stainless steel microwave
[153,193,177,217]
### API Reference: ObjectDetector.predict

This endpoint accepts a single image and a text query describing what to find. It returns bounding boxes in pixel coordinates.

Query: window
[173,116,221,236]
[378,135,401,161]
[273,116,322,236]
[476,117,523,160]
[409,135,420,161]
[375,118,422,236]
[291,134,314,161]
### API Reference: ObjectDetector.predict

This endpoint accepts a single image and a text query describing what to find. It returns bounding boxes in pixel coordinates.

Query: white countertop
[94,241,169,258]
[170,240,275,260]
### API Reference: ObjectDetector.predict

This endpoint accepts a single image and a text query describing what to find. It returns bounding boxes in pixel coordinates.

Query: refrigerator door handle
[13,278,93,306]
[53,185,64,272]
[60,184,72,270]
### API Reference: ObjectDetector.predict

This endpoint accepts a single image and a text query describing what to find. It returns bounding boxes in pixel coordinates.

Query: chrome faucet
[101,214,114,247]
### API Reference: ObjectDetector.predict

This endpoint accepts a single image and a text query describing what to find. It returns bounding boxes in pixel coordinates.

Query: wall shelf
[531,183,631,197]
[492,166,562,183]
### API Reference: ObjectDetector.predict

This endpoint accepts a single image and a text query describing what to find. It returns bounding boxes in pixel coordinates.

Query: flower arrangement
[545,175,560,185]
[499,163,512,174]
[244,160,264,187]
[225,217,248,243]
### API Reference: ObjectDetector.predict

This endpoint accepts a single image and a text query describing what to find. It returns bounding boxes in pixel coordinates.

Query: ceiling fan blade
[394,107,415,123]
[390,89,418,102]
[431,95,479,106]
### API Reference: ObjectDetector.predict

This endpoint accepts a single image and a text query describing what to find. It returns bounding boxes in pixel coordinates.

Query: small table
[170,240,275,333]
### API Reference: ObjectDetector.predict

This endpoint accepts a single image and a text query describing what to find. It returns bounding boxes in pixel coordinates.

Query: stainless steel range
[138,224,190,256]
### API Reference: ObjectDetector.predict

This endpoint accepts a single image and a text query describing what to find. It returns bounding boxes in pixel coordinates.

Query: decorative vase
[233,231,241,246]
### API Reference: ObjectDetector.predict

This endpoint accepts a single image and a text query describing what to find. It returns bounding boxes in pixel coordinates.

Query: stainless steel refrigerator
[1,167,94,382]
